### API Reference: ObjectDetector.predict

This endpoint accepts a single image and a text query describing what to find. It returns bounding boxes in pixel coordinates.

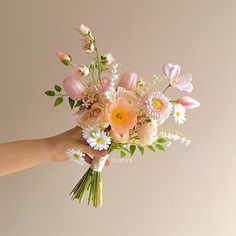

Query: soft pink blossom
[137,121,158,145]
[81,36,94,53]
[103,53,115,67]
[163,63,193,93]
[117,71,137,90]
[177,96,200,109]
[99,77,111,93]
[63,76,85,100]
[76,103,108,129]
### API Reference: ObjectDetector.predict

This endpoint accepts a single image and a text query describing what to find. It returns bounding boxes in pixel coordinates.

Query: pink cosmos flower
[163,63,193,93]
[145,91,172,125]
[177,96,200,109]
[117,71,137,90]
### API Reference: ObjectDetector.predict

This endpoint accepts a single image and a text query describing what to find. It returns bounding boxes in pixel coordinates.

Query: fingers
[84,154,110,167]
[79,143,107,158]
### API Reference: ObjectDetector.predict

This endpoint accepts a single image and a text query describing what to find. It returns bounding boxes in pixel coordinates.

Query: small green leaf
[158,138,168,143]
[54,84,62,92]
[147,145,156,152]
[68,97,75,109]
[75,100,83,107]
[54,97,63,107]
[156,144,165,152]
[130,145,136,156]
[45,90,55,96]
[120,150,126,158]
[138,146,145,156]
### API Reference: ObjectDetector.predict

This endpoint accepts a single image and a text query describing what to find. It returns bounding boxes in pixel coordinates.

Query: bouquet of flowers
[45,24,200,208]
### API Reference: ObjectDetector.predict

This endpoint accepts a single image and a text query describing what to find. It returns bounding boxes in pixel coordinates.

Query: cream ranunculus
[137,121,158,145]
[76,103,108,129]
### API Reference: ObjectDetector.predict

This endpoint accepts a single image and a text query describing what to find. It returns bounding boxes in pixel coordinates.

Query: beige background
[0,0,236,235]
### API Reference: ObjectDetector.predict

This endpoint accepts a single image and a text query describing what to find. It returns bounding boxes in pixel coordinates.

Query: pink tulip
[63,76,85,100]
[99,77,111,93]
[163,63,193,93]
[177,96,200,109]
[57,51,71,66]
[118,71,137,90]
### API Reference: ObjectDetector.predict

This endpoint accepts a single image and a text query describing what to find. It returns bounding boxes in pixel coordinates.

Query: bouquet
[45,24,200,208]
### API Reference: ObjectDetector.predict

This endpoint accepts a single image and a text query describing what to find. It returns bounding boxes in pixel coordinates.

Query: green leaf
[130,145,136,156]
[54,84,62,92]
[45,90,55,96]
[54,97,63,107]
[68,97,75,109]
[75,100,83,107]
[120,150,126,158]
[158,138,168,143]
[156,144,165,152]
[147,145,156,152]
[138,146,145,156]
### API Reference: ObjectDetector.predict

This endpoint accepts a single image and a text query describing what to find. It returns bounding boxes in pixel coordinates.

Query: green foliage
[138,146,145,156]
[120,150,126,158]
[54,84,62,92]
[158,138,168,143]
[130,145,136,156]
[75,100,83,107]
[147,145,156,152]
[54,97,63,107]
[156,144,165,152]
[68,97,75,109]
[45,91,55,96]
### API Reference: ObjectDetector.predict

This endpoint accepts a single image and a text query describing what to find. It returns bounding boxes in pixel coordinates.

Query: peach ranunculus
[76,103,108,129]
[108,97,137,134]
[108,130,129,144]
[137,120,158,145]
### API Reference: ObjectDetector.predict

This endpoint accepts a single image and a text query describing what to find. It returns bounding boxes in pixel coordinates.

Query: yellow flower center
[153,99,163,110]
[115,112,123,120]
[73,154,79,160]
[96,137,104,144]
[176,111,181,117]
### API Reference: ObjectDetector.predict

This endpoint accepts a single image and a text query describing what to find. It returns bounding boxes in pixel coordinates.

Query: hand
[48,126,110,166]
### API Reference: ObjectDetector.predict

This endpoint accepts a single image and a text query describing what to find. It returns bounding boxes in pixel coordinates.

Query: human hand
[48,126,110,166]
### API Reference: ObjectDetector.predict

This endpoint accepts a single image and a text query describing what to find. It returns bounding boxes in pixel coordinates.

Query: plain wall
[0,0,236,235]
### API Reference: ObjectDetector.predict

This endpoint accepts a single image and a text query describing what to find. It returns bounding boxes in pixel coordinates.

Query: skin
[0,127,109,177]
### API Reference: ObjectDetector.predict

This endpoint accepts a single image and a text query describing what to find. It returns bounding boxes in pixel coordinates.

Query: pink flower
[163,63,193,93]
[81,36,94,53]
[103,53,115,67]
[108,130,129,144]
[145,91,172,125]
[57,51,71,65]
[177,96,200,109]
[117,71,137,90]
[137,121,158,145]
[76,103,108,129]
[99,77,111,94]
[63,76,85,100]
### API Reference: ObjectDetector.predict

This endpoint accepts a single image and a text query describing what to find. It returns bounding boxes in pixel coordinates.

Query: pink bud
[118,71,137,90]
[63,76,85,100]
[177,96,200,109]
[99,77,111,93]
[57,51,71,65]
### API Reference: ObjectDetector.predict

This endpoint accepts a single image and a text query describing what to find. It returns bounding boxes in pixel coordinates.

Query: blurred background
[0,0,236,235]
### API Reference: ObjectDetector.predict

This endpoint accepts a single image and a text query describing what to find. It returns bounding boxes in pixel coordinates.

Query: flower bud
[77,24,90,36]
[78,65,90,77]
[81,36,94,54]
[63,76,85,100]
[57,51,72,66]
[101,53,115,67]
[177,96,200,109]
[118,71,137,90]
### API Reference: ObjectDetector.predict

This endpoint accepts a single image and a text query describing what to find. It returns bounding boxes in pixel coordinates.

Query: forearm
[0,138,54,177]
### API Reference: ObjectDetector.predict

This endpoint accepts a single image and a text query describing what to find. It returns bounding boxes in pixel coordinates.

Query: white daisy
[66,148,85,165]
[173,104,186,124]
[82,127,101,141]
[87,131,111,151]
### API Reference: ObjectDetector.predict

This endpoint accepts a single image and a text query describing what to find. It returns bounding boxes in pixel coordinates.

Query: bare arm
[0,127,108,177]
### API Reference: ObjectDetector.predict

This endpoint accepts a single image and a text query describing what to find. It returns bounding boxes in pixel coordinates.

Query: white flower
[66,148,85,165]
[78,64,90,76]
[79,24,90,36]
[87,131,111,151]
[82,127,101,140]
[173,104,186,124]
